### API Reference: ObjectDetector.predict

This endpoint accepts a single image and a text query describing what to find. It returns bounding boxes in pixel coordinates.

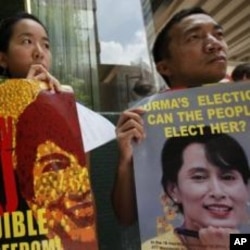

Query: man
[112,6,228,226]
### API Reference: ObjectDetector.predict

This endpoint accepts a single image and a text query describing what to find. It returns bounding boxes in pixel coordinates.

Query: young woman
[0,11,114,249]
[0,11,115,152]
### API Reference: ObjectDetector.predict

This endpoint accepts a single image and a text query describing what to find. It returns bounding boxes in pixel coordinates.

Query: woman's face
[28,140,95,242]
[1,18,51,77]
[171,143,249,230]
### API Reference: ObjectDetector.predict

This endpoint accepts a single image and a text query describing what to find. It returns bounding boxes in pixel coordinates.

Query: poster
[133,82,250,250]
[0,79,98,250]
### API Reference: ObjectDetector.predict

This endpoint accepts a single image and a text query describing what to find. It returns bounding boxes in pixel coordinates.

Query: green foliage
[62,74,92,107]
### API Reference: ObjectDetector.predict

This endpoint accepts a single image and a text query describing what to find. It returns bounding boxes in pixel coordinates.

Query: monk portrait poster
[0,79,98,250]
[132,82,250,250]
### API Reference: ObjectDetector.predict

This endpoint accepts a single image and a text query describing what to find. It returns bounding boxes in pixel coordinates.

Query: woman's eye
[192,174,206,180]
[43,161,63,172]
[24,39,31,43]
[44,42,50,49]
[221,173,236,181]
[22,38,32,45]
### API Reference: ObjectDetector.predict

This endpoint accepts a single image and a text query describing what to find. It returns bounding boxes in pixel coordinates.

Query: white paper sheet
[76,103,116,152]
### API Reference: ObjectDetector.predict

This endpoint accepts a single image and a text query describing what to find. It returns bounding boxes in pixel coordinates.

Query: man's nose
[204,34,223,53]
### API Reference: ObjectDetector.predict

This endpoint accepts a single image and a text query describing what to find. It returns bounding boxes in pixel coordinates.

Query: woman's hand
[27,64,61,92]
[199,226,239,250]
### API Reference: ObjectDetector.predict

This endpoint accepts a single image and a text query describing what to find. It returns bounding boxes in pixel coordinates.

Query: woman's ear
[166,182,181,204]
[0,52,7,69]
[156,60,171,77]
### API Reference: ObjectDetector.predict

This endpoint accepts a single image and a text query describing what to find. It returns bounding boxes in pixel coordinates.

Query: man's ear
[243,74,249,81]
[156,60,171,77]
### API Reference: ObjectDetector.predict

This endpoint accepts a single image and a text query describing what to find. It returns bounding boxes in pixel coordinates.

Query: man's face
[160,14,228,88]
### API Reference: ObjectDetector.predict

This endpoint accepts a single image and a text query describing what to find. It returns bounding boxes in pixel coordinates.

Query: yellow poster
[133,82,250,250]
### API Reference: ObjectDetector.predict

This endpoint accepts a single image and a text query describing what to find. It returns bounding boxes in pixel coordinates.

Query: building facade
[1,0,249,111]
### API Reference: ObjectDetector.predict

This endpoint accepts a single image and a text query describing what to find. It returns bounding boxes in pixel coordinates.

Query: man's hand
[112,107,145,225]
[116,107,145,164]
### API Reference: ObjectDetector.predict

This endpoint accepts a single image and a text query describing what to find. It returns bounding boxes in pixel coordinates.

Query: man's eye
[191,34,199,39]
[216,30,224,38]
[187,34,200,42]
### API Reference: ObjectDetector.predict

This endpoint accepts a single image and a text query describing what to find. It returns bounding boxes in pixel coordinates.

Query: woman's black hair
[161,126,250,210]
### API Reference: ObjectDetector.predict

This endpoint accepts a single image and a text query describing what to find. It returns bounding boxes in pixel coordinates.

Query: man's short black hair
[152,6,208,64]
[152,7,209,86]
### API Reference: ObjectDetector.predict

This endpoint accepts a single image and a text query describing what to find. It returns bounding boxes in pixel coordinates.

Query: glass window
[29,0,165,112]
[30,0,99,109]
